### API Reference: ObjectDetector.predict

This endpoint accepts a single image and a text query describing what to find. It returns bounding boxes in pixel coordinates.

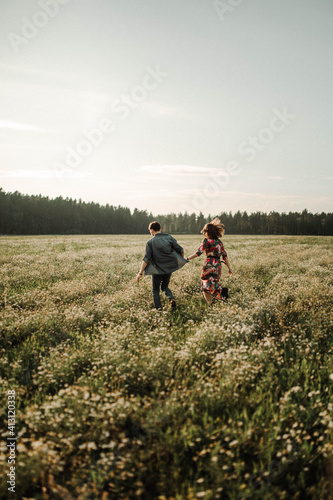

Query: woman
[187,218,233,305]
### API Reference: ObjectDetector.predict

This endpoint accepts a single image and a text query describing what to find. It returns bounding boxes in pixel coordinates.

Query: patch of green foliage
[0,235,332,499]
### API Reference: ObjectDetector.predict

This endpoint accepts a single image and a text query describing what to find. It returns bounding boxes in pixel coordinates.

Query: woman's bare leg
[203,291,213,305]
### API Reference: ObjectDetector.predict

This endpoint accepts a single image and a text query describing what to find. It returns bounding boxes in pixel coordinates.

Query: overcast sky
[1,0,332,215]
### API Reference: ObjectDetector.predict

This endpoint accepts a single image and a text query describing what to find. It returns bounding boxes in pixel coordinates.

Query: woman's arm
[186,253,199,261]
[187,239,206,261]
[223,257,233,276]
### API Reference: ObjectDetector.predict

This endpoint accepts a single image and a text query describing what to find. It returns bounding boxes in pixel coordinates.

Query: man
[136,221,188,310]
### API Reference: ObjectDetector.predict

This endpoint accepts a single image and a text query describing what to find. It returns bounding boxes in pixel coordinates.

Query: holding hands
[186,253,233,277]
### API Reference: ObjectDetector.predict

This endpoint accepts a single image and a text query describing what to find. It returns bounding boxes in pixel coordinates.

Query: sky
[0,0,332,215]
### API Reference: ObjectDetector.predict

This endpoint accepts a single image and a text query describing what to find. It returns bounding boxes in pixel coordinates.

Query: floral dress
[196,238,227,299]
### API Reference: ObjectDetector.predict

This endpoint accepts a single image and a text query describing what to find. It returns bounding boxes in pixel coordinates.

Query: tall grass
[0,235,332,499]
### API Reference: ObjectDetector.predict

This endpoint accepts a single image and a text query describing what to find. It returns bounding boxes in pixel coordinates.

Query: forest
[0,188,332,235]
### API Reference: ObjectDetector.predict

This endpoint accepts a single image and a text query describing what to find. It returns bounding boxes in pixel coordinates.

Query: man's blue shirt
[143,233,187,275]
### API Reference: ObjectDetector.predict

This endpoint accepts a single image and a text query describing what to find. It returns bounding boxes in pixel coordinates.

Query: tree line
[0,189,332,235]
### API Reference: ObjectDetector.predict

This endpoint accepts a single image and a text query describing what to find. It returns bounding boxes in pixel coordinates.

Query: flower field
[0,234,332,499]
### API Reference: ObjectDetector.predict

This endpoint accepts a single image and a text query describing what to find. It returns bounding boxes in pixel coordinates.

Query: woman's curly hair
[201,217,225,239]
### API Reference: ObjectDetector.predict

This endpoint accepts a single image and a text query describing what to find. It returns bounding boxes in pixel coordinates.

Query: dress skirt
[201,256,225,300]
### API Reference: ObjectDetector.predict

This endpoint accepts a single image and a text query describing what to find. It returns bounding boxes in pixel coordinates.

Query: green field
[0,235,332,499]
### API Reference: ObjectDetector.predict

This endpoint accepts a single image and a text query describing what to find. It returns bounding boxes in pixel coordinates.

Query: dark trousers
[152,273,174,310]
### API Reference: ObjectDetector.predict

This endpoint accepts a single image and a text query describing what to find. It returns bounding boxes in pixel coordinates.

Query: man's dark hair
[149,221,161,232]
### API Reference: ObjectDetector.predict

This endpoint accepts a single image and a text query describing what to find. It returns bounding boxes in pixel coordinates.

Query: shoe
[221,288,228,300]
[170,299,177,310]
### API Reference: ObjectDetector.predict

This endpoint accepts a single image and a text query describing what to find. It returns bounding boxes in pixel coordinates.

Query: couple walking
[136,218,233,310]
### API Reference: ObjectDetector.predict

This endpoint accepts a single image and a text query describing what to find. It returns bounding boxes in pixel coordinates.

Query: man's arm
[143,240,153,263]
[170,236,184,257]
[136,260,148,283]
[137,240,152,282]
